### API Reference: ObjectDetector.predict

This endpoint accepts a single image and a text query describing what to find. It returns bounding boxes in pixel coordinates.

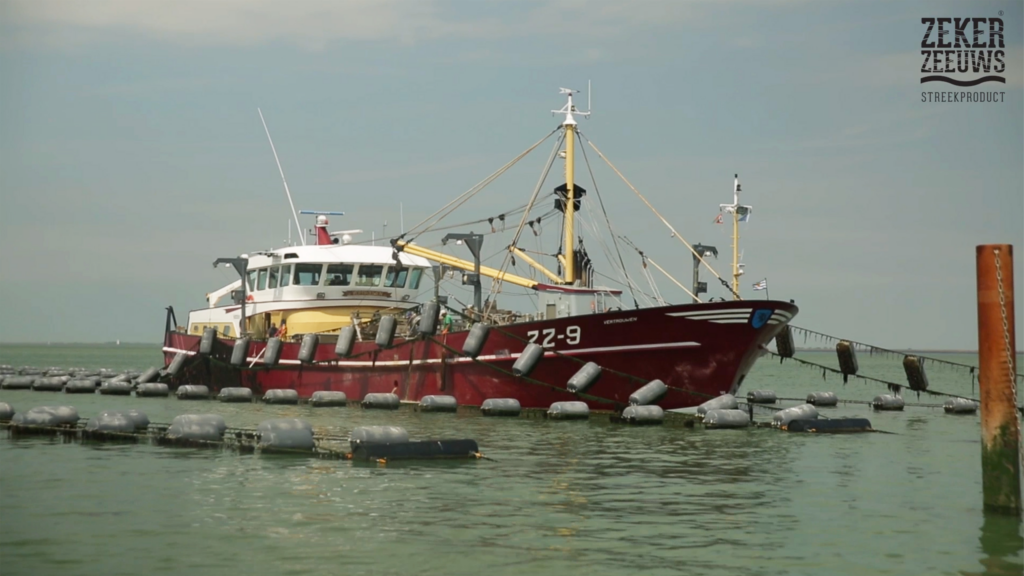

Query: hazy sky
[1,0,1021,349]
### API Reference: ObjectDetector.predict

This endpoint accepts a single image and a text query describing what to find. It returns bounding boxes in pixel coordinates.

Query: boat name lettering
[603,317,637,325]
[527,326,581,348]
[343,290,391,298]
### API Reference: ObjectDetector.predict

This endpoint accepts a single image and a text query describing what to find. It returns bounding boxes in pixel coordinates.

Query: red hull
[162,301,796,410]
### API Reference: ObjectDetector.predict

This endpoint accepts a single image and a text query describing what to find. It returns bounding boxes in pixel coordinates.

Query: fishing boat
[161,88,797,409]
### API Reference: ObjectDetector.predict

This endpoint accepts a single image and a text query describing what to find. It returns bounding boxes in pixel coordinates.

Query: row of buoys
[772,332,934,393]
[0,403,482,461]
[1,370,162,392]
[0,366,160,382]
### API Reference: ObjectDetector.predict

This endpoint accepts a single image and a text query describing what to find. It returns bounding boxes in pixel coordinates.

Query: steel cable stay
[578,131,741,301]
[765,352,1020,410]
[403,126,561,242]
[577,139,639,309]
[785,325,1024,383]
[488,132,566,301]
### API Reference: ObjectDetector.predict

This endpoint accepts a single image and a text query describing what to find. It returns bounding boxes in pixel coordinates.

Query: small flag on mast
[713,214,723,224]
[752,279,767,291]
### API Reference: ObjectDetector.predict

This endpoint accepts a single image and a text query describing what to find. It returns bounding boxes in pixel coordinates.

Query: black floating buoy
[361,393,400,410]
[620,405,665,425]
[349,426,409,446]
[944,397,978,414]
[310,391,348,407]
[166,352,188,376]
[298,334,319,364]
[32,377,66,392]
[566,362,601,394]
[903,356,929,392]
[12,406,80,428]
[135,383,170,398]
[629,379,667,406]
[335,326,356,358]
[418,302,440,337]
[696,394,738,416]
[547,401,590,420]
[419,395,458,413]
[230,337,251,367]
[263,389,299,405]
[217,387,253,403]
[872,394,905,411]
[263,338,283,367]
[100,381,133,396]
[805,392,838,407]
[774,325,795,358]
[64,379,98,394]
[0,402,15,422]
[352,439,480,461]
[137,366,161,384]
[462,323,491,358]
[257,418,315,452]
[704,405,753,428]
[746,390,777,404]
[375,316,397,349]
[836,340,859,382]
[2,376,35,390]
[773,404,818,428]
[481,398,521,417]
[703,409,750,429]
[512,343,544,377]
[164,414,226,442]
[176,385,210,400]
[200,327,217,355]
[786,418,872,433]
[86,412,136,434]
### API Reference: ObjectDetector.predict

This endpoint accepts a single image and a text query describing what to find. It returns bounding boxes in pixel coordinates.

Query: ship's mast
[719,174,751,299]
[552,87,590,285]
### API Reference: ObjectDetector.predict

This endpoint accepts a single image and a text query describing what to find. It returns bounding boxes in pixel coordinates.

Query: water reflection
[962,512,1024,576]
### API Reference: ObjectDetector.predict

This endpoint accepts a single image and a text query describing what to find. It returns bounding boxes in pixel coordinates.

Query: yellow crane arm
[394,241,539,289]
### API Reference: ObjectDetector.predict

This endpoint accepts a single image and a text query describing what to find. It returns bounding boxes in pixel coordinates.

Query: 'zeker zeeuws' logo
[921,17,1005,86]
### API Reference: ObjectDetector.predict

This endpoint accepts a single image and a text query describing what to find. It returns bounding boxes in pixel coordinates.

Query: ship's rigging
[386,87,744,321]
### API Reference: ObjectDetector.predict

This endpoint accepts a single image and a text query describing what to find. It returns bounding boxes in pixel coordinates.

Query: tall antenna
[258,108,305,246]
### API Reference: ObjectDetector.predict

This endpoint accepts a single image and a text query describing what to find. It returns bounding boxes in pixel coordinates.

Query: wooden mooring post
[976,244,1021,515]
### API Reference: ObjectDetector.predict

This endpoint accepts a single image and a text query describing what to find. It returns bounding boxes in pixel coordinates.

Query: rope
[404,126,560,241]
[579,132,741,300]
[578,137,638,309]
[787,325,1024,383]
[489,132,565,302]
[768,352,990,403]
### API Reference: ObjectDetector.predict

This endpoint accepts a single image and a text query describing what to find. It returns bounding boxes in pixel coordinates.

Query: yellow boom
[394,240,539,289]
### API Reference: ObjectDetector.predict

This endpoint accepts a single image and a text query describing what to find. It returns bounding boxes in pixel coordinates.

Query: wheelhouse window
[326,264,353,286]
[295,263,323,286]
[384,267,408,288]
[355,264,383,287]
[257,269,268,291]
[408,268,423,290]
[280,265,291,287]
[246,270,256,291]
[268,267,279,289]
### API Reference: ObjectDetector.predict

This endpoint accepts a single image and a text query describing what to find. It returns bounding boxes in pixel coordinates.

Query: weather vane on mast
[551,81,592,126]
[719,174,752,299]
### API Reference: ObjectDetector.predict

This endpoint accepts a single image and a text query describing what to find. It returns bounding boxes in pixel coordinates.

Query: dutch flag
[752,279,767,291]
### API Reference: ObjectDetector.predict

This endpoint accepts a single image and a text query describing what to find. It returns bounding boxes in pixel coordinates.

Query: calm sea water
[1,344,1021,576]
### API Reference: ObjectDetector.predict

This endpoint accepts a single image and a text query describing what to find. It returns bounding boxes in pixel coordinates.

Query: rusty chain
[992,248,1022,471]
